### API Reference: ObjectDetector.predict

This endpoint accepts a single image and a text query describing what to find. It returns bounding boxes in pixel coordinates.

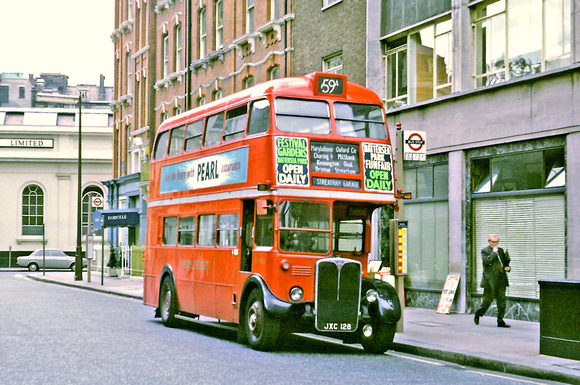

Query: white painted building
[0,107,113,265]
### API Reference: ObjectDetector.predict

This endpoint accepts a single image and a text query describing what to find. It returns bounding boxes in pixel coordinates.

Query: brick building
[109,0,296,247]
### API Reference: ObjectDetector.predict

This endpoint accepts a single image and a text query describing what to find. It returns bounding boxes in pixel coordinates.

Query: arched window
[82,187,104,236]
[243,76,254,89]
[213,89,222,101]
[22,184,44,236]
[268,65,280,80]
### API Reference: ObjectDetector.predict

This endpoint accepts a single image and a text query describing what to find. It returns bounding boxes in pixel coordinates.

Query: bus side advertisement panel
[159,147,249,194]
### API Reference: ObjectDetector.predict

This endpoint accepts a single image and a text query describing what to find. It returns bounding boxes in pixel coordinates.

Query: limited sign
[0,139,54,148]
[403,130,426,161]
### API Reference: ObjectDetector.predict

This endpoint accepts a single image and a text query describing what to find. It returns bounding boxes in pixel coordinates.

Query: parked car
[17,249,87,272]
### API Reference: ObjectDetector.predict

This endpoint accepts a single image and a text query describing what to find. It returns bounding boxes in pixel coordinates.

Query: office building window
[473,0,571,87]
[199,8,207,59]
[22,184,44,236]
[385,18,452,109]
[0,85,8,104]
[243,76,254,89]
[268,65,280,80]
[269,0,280,20]
[215,0,223,49]
[163,33,169,78]
[175,24,183,71]
[323,53,343,74]
[19,86,25,99]
[323,0,341,7]
[246,0,255,34]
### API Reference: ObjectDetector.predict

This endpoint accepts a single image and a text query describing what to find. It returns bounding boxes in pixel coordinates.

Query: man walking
[474,234,511,328]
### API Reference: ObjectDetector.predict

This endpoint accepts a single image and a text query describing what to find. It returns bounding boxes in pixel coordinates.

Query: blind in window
[473,195,565,299]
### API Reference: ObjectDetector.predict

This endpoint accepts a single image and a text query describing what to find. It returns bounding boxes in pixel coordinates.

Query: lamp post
[75,91,86,281]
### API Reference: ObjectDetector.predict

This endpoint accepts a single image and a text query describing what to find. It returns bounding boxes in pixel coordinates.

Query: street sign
[437,275,461,314]
[403,130,426,161]
[92,196,104,208]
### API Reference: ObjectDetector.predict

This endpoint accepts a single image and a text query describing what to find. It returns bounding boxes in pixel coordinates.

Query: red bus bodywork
[144,73,401,353]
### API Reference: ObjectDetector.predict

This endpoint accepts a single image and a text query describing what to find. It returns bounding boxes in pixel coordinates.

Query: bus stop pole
[87,193,92,283]
[394,122,405,333]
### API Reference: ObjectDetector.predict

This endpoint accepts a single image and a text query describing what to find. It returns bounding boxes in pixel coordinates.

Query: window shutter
[473,195,565,299]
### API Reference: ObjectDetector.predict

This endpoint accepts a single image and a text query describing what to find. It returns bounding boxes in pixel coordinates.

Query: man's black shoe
[474,314,480,325]
[497,321,511,328]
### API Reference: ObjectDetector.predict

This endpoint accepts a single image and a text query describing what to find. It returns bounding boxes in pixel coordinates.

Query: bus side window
[217,213,239,246]
[178,216,196,246]
[153,131,170,160]
[162,217,178,245]
[223,105,247,142]
[168,125,185,156]
[185,120,204,151]
[198,214,216,246]
[247,99,270,136]
[203,112,224,147]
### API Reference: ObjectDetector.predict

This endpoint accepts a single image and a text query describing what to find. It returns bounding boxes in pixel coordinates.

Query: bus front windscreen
[275,98,331,135]
[278,201,331,253]
[334,103,387,139]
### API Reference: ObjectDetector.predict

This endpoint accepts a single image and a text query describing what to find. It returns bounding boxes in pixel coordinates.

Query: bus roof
[158,73,383,133]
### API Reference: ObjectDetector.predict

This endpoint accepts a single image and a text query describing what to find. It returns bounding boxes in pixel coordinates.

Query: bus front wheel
[159,277,178,328]
[244,289,280,351]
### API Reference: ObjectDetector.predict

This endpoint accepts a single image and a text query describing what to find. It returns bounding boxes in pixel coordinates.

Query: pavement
[8,269,579,384]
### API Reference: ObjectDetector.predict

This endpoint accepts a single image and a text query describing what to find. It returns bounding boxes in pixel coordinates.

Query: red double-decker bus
[144,72,401,353]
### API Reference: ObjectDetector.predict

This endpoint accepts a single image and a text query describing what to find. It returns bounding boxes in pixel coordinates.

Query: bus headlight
[365,289,378,303]
[289,286,304,302]
[280,259,290,271]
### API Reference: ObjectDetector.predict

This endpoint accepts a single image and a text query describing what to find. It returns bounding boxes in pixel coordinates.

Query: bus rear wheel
[159,277,178,328]
[360,323,396,354]
[244,289,280,351]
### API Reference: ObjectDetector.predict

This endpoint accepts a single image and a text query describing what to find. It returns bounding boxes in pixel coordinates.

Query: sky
[0,0,114,86]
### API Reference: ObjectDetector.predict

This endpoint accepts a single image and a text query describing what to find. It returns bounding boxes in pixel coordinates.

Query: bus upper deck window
[334,103,386,139]
[203,112,224,147]
[275,98,331,135]
[223,106,248,142]
[185,120,204,151]
[153,131,170,160]
[168,125,185,156]
[247,99,270,135]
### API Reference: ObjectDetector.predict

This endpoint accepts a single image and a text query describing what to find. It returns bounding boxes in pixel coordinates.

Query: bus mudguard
[241,274,292,317]
[360,277,402,324]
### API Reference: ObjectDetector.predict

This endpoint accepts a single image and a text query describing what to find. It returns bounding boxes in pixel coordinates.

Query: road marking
[388,351,444,366]
[465,370,548,384]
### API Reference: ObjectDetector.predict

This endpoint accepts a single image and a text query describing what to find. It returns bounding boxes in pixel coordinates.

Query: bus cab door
[241,200,255,272]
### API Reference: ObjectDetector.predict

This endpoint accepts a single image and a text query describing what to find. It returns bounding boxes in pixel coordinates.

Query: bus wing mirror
[256,199,275,215]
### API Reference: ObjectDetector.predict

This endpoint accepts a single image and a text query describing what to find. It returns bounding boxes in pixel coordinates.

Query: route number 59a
[317,76,343,95]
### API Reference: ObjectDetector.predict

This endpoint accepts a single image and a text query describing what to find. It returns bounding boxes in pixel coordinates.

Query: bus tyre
[360,323,396,354]
[244,289,280,351]
[159,277,178,328]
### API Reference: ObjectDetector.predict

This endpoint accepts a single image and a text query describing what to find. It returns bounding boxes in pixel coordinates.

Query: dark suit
[475,245,511,323]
